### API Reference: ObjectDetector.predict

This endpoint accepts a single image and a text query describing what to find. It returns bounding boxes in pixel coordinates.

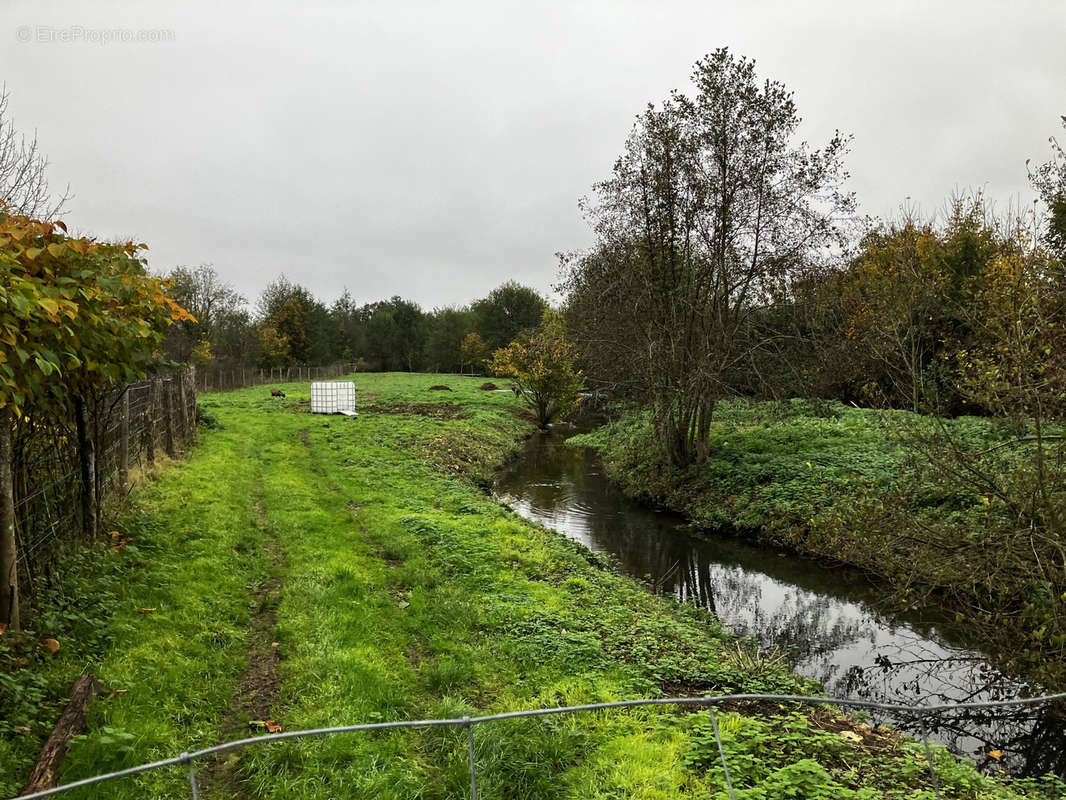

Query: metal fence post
[463,716,478,800]
[920,720,943,800]
[182,753,199,800]
[708,708,737,800]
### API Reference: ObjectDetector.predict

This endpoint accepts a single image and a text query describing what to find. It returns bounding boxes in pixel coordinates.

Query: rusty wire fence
[14,691,1066,800]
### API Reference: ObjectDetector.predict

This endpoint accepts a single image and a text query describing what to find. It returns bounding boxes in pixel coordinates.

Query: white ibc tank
[311,381,357,415]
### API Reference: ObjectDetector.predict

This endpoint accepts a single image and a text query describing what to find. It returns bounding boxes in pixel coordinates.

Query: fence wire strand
[13,691,1066,800]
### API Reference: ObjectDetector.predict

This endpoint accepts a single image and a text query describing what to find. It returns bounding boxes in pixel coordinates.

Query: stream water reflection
[494,429,1066,779]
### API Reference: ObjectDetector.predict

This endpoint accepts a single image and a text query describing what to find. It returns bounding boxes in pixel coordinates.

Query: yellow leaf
[989,749,1005,761]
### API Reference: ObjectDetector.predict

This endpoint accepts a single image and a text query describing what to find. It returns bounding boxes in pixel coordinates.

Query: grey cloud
[1,0,1062,308]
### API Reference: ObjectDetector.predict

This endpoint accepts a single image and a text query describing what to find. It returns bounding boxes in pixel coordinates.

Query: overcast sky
[2,1,1063,310]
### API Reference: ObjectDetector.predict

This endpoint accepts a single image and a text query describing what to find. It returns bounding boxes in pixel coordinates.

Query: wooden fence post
[163,378,175,459]
[145,380,157,468]
[119,390,130,492]
[179,372,189,443]
[185,367,196,445]
[0,407,19,631]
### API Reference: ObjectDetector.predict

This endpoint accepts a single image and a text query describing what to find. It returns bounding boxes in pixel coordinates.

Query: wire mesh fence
[194,362,356,394]
[12,364,357,607]
[12,370,197,604]
[13,691,1066,800]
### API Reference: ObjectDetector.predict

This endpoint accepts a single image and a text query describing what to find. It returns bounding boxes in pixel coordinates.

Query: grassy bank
[568,398,1066,685]
[1,376,1061,799]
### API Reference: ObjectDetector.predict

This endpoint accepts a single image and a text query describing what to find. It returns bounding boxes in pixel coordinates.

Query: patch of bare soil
[509,406,538,425]
[361,402,470,420]
[427,385,452,391]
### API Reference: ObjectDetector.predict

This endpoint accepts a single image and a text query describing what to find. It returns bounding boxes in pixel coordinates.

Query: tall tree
[272,297,309,363]
[563,49,853,466]
[460,332,491,375]
[364,304,397,370]
[833,198,998,412]
[163,264,247,364]
[256,276,334,364]
[330,289,367,361]
[389,297,427,372]
[425,306,475,373]
[472,281,548,350]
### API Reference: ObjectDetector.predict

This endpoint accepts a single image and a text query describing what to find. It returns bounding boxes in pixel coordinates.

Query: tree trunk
[74,397,97,540]
[20,675,102,796]
[0,406,19,630]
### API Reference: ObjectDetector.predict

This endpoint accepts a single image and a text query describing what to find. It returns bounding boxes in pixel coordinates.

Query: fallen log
[21,675,103,796]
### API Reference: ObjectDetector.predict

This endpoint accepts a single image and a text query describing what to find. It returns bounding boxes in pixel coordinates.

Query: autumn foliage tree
[491,310,583,428]
[0,207,191,629]
[460,332,490,374]
[257,323,290,368]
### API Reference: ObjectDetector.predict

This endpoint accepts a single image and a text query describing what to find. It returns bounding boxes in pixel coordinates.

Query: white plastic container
[310,381,357,415]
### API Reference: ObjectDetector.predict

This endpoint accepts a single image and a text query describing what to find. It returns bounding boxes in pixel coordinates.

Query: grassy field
[1,376,1062,799]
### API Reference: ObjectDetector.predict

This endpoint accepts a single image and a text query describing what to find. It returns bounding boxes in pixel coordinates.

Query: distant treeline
[162,272,548,375]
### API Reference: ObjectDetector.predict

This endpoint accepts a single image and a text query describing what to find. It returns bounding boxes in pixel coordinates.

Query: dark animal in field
[427,385,452,391]
[478,382,498,391]
[270,389,286,398]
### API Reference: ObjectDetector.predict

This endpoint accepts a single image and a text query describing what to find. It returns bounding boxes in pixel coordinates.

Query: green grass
[2,376,1061,799]
[568,398,1015,534]
[569,397,1066,685]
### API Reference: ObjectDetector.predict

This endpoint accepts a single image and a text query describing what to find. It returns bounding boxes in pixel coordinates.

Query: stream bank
[496,425,1066,779]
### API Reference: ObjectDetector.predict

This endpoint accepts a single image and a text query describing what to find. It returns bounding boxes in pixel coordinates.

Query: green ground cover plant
[1,376,1059,799]
[568,398,1066,684]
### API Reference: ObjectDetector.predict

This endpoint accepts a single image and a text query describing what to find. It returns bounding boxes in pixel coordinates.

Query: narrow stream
[494,428,1066,779]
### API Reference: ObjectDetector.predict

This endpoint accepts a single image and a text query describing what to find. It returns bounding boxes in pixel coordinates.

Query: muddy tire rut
[199,489,284,799]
